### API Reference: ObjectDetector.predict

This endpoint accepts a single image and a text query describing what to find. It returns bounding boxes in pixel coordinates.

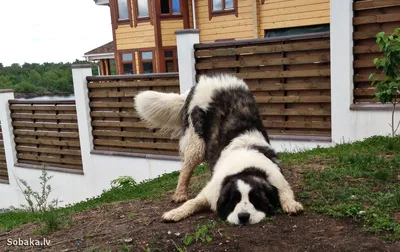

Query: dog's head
[216,168,279,225]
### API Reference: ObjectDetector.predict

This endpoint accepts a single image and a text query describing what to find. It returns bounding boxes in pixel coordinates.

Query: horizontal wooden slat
[91,111,138,118]
[353,45,380,54]
[248,82,331,92]
[17,154,82,165]
[11,114,77,120]
[17,160,82,170]
[195,40,330,57]
[89,91,139,98]
[88,80,179,88]
[93,146,178,156]
[10,105,76,111]
[12,122,78,129]
[91,121,145,128]
[16,146,81,156]
[236,69,330,79]
[264,121,331,129]
[15,138,81,147]
[255,96,331,103]
[93,139,178,150]
[89,102,135,108]
[354,88,376,96]
[353,13,400,25]
[196,55,330,70]
[354,0,400,10]
[13,130,79,138]
[354,74,384,82]
[0,170,8,176]
[92,130,176,140]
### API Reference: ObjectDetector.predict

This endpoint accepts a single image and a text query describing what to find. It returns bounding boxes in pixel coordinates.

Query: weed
[111,176,137,188]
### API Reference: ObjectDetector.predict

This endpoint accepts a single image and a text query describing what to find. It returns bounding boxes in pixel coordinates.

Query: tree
[369,28,400,136]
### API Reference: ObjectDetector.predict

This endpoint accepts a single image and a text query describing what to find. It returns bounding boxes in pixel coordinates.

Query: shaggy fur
[134,74,303,225]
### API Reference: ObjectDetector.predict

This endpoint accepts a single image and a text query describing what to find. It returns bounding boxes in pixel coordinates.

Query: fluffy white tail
[134,91,186,137]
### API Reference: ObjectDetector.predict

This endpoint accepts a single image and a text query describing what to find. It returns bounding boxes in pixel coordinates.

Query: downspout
[191,0,196,29]
[252,0,258,38]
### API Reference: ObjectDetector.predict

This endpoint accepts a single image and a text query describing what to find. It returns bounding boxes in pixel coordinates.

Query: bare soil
[0,196,399,252]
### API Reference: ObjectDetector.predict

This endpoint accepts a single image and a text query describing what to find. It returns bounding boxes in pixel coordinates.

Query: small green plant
[120,241,132,252]
[369,28,400,136]
[111,176,137,188]
[13,165,64,233]
[14,166,61,213]
[183,220,216,247]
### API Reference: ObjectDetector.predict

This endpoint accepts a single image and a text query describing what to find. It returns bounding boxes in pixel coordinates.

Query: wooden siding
[353,0,400,104]
[258,0,330,37]
[195,33,331,137]
[9,100,83,170]
[161,20,184,46]
[87,74,180,156]
[116,23,156,50]
[0,122,8,182]
[195,0,254,42]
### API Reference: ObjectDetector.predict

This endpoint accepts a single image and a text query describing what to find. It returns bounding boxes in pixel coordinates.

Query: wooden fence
[87,73,180,156]
[195,33,331,137]
[9,100,83,170]
[0,122,8,182]
[353,0,400,104]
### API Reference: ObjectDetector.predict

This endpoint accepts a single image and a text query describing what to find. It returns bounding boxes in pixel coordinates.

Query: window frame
[160,0,183,18]
[208,0,238,20]
[138,49,156,74]
[162,47,179,73]
[119,51,136,75]
[116,0,133,25]
[133,0,151,26]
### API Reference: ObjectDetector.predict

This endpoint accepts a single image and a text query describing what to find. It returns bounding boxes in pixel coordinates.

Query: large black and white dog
[134,74,303,225]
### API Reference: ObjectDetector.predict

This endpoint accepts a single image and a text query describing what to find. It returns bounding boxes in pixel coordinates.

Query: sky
[0,0,112,66]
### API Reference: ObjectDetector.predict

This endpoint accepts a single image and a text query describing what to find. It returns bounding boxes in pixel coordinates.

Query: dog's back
[183,74,271,170]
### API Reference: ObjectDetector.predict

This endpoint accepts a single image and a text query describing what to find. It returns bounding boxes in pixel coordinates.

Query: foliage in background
[0,59,115,96]
[369,28,400,136]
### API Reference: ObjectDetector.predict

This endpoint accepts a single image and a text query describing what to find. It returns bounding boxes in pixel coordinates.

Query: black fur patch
[189,85,270,170]
[216,167,280,221]
[250,145,282,172]
[181,86,196,135]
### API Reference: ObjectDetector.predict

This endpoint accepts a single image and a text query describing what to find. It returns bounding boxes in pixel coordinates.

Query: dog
[134,74,303,225]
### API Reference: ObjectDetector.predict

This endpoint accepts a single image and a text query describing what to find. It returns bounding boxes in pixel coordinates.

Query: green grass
[0,137,399,240]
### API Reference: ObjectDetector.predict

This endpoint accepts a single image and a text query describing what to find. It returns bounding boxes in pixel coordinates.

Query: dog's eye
[232,191,241,203]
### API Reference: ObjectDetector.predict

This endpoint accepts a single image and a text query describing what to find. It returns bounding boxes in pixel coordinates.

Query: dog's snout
[238,212,250,223]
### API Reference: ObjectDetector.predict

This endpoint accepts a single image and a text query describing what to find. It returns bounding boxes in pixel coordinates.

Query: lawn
[0,136,399,251]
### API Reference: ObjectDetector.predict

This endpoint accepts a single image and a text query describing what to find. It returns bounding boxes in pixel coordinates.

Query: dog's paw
[282,200,304,215]
[171,192,188,203]
[162,208,187,222]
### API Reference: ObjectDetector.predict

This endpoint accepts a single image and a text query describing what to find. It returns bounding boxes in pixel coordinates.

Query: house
[88,0,330,75]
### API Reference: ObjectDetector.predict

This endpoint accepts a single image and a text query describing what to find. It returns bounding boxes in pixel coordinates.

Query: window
[139,51,154,73]
[264,24,330,38]
[161,0,181,15]
[137,0,149,17]
[208,0,237,19]
[117,0,129,20]
[121,53,135,74]
[163,49,178,72]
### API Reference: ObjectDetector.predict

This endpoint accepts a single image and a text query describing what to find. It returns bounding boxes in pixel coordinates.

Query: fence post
[72,65,93,174]
[330,0,354,143]
[175,29,200,94]
[0,90,17,183]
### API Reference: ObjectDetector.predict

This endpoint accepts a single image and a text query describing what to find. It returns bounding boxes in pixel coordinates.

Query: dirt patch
[1,196,399,252]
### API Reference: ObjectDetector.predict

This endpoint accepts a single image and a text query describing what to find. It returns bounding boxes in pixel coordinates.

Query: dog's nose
[238,212,250,223]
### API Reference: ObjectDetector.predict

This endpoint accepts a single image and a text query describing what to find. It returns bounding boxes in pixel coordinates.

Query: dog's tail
[134,91,186,137]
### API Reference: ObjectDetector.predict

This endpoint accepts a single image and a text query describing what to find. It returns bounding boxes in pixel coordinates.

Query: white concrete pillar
[330,0,354,143]
[71,64,93,174]
[0,90,16,184]
[175,29,200,94]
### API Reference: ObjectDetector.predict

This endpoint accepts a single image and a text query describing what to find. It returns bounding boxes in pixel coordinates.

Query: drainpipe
[191,0,197,29]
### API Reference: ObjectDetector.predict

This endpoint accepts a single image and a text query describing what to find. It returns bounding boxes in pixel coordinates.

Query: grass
[0,136,399,240]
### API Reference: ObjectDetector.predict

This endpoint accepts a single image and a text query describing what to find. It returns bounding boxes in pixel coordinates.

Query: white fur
[162,130,303,224]
[134,91,186,137]
[188,74,248,113]
[226,180,266,225]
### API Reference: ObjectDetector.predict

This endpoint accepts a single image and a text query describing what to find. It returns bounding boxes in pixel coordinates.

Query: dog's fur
[134,74,303,225]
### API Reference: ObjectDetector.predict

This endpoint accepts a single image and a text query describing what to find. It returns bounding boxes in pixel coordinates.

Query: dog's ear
[216,179,238,220]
